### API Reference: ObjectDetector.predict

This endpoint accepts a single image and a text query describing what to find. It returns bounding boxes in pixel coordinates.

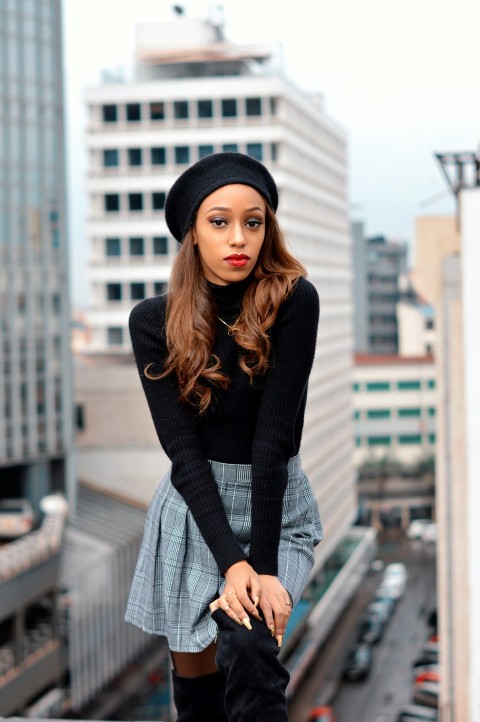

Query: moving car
[415,670,440,685]
[307,706,336,722]
[396,704,438,721]
[342,643,373,681]
[407,519,433,540]
[422,523,438,544]
[0,498,35,539]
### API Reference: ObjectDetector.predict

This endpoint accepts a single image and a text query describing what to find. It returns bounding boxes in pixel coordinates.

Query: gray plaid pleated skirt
[125,454,323,652]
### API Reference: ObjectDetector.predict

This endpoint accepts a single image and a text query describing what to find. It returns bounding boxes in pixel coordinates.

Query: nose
[229,221,246,247]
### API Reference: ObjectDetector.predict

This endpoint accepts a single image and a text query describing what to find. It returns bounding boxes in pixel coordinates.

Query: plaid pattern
[125,455,323,652]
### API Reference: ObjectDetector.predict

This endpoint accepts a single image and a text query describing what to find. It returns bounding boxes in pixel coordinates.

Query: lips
[224,253,250,267]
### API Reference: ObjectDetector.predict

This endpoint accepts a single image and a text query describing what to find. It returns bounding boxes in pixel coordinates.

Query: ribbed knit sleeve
[249,277,320,575]
[128,297,248,574]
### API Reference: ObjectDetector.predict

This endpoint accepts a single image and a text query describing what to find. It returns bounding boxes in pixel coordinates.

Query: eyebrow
[206,206,265,213]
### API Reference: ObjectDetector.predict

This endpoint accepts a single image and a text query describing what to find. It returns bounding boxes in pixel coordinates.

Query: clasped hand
[209,560,292,647]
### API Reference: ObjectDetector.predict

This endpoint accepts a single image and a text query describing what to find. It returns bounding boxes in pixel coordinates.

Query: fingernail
[277,635,283,648]
[253,612,262,622]
[233,614,242,626]
[269,625,275,637]
[254,596,260,607]
[243,617,252,630]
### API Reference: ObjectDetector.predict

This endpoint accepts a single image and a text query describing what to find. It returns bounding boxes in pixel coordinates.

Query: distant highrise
[0,0,74,714]
[352,224,408,354]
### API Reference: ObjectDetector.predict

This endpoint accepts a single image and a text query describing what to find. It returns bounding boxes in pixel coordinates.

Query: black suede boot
[172,669,229,722]
[213,610,290,722]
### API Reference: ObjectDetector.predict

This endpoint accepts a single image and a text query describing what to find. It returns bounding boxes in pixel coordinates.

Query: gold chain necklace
[217,315,241,336]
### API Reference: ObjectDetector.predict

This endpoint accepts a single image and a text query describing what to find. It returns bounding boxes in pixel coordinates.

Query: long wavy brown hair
[145,205,306,413]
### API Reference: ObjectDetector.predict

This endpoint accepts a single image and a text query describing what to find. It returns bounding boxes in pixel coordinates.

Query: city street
[288,529,437,722]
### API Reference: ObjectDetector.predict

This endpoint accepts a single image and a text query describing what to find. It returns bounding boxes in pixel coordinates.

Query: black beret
[165,152,278,242]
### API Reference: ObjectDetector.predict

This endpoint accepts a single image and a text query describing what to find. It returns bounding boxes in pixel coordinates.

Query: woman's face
[193,184,266,286]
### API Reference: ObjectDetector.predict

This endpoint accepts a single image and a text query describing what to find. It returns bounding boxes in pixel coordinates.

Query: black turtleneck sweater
[128,276,319,576]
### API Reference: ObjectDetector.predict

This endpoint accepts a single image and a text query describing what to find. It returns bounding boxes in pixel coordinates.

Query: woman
[125,152,322,722]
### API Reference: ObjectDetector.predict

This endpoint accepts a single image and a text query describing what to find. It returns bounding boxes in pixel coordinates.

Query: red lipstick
[224,253,250,267]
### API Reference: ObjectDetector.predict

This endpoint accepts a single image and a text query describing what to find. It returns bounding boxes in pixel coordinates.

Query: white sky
[63,0,480,306]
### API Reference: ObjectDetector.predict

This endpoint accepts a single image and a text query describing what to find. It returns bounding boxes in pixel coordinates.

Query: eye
[246,218,263,229]
[210,217,227,227]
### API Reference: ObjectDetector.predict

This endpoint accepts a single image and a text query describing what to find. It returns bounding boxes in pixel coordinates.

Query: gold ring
[285,601,292,607]
[225,604,230,611]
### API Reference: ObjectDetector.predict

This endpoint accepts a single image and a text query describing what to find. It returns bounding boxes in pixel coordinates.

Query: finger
[249,578,262,609]
[259,600,275,637]
[223,591,252,629]
[237,587,262,623]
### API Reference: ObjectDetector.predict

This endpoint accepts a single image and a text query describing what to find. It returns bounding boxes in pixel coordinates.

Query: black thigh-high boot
[171,669,229,722]
[213,610,290,722]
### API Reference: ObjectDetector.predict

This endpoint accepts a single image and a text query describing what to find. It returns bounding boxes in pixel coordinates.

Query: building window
[366,409,391,419]
[106,283,122,301]
[427,379,436,389]
[366,382,390,391]
[152,192,166,211]
[175,146,190,164]
[103,149,119,167]
[398,434,422,445]
[398,408,421,417]
[128,193,143,211]
[353,410,360,419]
[428,407,436,416]
[222,98,237,118]
[223,143,238,152]
[246,97,262,116]
[353,382,360,392]
[129,237,144,256]
[367,436,391,446]
[174,100,189,119]
[107,327,123,346]
[197,99,213,118]
[199,144,214,159]
[105,237,121,256]
[154,281,167,295]
[397,380,421,390]
[151,147,166,165]
[75,404,85,431]
[246,143,263,161]
[150,101,165,120]
[104,194,120,212]
[126,103,141,122]
[270,97,277,115]
[153,236,168,255]
[130,282,145,300]
[271,143,278,162]
[355,437,362,447]
[425,318,434,330]
[429,433,436,444]
[102,104,117,123]
[128,148,143,166]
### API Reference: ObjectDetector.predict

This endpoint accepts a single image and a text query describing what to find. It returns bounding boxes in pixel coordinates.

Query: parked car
[0,498,35,539]
[342,643,373,681]
[421,641,439,663]
[356,612,384,644]
[407,519,433,540]
[396,703,438,721]
[422,523,438,544]
[307,706,336,722]
[412,663,439,681]
[367,597,395,626]
[376,576,405,600]
[412,681,440,708]
[383,562,408,583]
[415,670,440,685]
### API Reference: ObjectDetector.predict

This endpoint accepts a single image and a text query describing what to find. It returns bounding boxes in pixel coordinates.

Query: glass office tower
[0,0,74,509]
